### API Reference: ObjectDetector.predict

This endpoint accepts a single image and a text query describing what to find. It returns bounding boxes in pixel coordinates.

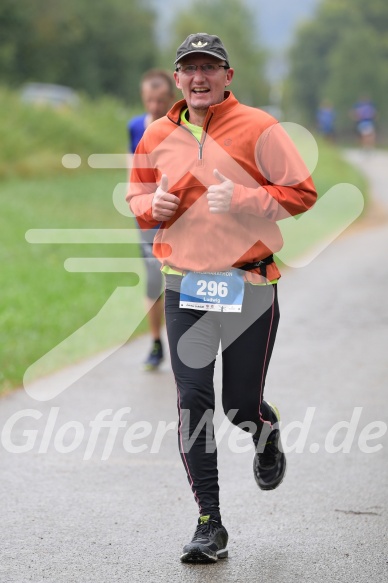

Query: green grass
[275,136,369,267]
[0,85,140,179]
[0,170,149,394]
[0,92,369,395]
[312,136,368,200]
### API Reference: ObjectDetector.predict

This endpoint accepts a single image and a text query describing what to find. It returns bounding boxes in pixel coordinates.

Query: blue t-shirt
[353,100,376,123]
[127,113,160,239]
[128,113,147,153]
[316,107,335,135]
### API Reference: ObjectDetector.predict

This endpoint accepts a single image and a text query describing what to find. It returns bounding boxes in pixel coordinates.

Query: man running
[127,33,317,562]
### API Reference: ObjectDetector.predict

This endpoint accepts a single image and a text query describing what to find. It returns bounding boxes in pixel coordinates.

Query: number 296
[197,280,228,298]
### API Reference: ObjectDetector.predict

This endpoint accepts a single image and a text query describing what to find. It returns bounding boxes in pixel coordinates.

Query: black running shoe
[180,515,228,563]
[253,403,286,491]
[143,339,164,371]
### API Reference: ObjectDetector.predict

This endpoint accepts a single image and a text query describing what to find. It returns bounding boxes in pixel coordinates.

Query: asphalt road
[1,150,387,583]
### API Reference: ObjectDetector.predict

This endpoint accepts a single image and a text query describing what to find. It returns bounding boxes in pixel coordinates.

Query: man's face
[141,81,174,121]
[174,55,234,112]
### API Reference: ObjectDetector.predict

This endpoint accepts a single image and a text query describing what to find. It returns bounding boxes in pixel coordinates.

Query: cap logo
[191,41,208,48]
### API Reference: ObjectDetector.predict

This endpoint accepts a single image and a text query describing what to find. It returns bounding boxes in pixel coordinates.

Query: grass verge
[276,137,369,267]
[0,169,148,395]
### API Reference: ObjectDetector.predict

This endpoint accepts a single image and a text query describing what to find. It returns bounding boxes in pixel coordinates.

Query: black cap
[175,33,230,67]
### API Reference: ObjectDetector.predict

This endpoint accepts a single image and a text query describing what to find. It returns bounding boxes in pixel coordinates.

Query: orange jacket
[127,91,317,281]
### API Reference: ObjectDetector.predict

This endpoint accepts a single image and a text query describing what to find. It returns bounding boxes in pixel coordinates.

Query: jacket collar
[167,91,239,125]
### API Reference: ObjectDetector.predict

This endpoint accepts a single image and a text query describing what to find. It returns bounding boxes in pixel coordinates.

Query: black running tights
[164,278,280,519]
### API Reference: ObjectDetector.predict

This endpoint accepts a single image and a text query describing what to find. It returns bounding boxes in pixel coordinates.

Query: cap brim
[174,50,228,65]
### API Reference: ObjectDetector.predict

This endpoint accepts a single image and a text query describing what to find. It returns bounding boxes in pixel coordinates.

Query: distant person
[350,95,377,149]
[127,69,176,370]
[127,32,317,563]
[316,99,336,141]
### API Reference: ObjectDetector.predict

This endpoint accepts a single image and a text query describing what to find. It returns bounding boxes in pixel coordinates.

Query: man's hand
[152,174,180,221]
[207,169,234,213]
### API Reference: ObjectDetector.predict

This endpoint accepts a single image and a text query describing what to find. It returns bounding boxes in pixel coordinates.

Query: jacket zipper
[178,112,213,162]
[199,113,213,161]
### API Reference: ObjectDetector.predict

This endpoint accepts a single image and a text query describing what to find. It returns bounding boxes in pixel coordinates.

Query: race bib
[180,270,244,312]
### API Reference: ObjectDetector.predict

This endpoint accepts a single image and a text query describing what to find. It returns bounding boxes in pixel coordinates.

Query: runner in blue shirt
[351,95,377,149]
[316,99,336,141]
[128,69,176,369]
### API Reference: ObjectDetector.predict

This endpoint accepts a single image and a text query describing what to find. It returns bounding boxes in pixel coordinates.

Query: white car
[20,83,79,108]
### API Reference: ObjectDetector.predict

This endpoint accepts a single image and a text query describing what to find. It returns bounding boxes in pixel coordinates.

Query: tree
[287,0,388,134]
[0,0,34,84]
[0,0,157,102]
[287,0,356,122]
[325,24,385,132]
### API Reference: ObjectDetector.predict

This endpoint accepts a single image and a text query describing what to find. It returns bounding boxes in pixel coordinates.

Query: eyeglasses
[175,64,230,76]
